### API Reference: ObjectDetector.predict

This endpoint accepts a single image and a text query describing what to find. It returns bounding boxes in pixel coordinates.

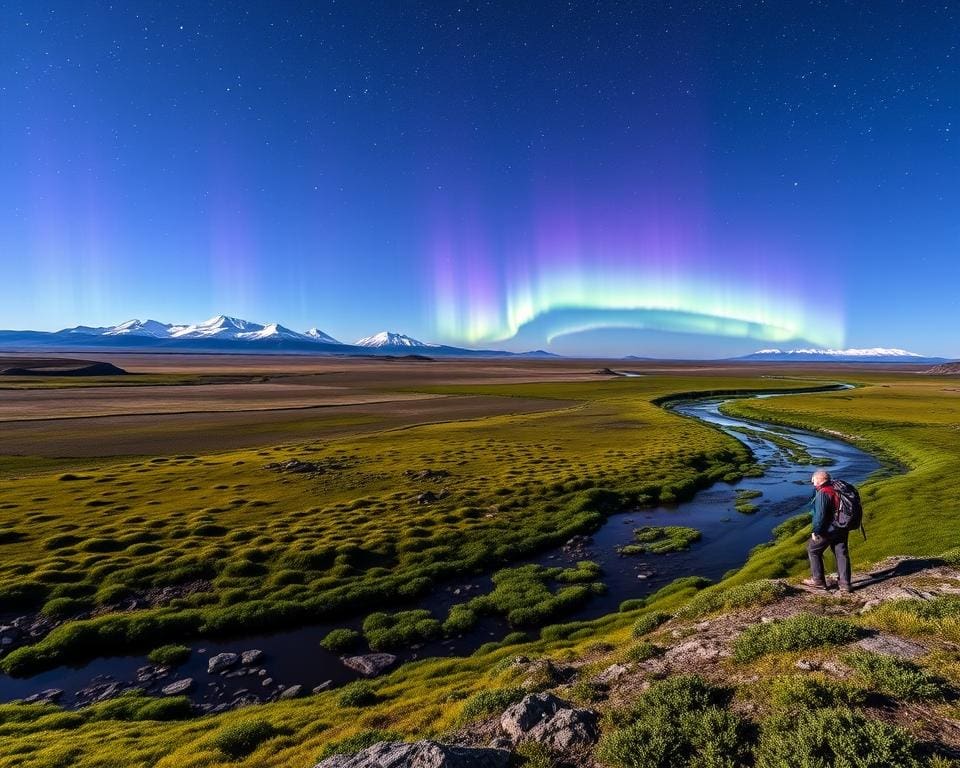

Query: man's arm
[811,491,829,535]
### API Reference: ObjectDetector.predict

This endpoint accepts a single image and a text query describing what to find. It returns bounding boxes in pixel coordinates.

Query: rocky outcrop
[161,678,193,695]
[499,693,600,751]
[207,652,239,673]
[314,740,510,768]
[341,653,397,676]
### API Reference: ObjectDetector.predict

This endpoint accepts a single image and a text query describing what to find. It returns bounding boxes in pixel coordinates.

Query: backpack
[827,479,866,538]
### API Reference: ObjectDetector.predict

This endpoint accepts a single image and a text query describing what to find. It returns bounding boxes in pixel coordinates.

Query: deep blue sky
[1,1,957,356]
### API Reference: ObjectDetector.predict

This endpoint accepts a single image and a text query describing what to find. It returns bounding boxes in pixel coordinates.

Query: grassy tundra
[0,360,958,766]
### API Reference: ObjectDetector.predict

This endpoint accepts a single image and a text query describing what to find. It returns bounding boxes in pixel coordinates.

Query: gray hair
[811,470,831,486]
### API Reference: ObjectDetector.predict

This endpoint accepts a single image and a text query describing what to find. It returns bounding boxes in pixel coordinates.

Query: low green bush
[758,675,866,713]
[336,681,379,707]
[772,513,812,540]
[598,676,749,768]
[147,644,191,667]
[755,708,920,768]
[459,687,525,721]
[632,611,671,637]
[842,650,944,700]
[212,718,279,759]
[320,628,362,653]
[733,613,861,662]
[621,526,701,555]
[316,730,403,761]
[619,598,646,612]
[623,640,662,662]
[86,691,193,722]
[40,596,91,620]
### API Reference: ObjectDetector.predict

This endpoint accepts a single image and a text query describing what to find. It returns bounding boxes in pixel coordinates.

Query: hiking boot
[801,578,829,591]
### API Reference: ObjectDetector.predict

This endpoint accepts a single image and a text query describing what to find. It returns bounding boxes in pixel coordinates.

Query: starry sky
[1,1,958,357]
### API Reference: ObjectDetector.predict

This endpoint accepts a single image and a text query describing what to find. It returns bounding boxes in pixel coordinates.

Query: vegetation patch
[212,719,280,759]
[842,650,945,701]
[619,526,701,555]
[316,730,403,762]
[677,579,789,619]
[733,613,861,662]
[320,628,363,653]
[598,676,750,768]
[362,610,441,650]
[459,687,526,722]
[755,708,920,768]
[146,643,191,667]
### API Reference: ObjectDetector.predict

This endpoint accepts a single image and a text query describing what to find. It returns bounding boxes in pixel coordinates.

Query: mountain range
[737,347,949,363]
[0,316,554,358]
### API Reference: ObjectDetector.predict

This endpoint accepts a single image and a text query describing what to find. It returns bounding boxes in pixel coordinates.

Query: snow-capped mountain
[304,328,341,344]
[102,319,172,338]
[738,348,947,363]
[168,315,265,339]
[354,331,435,348]
[5,316,546,358]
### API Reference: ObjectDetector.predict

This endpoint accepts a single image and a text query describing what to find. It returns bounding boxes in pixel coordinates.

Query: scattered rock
[341,653,397,677]
[279,684,303,699]
[240,649,264,665]
[21,688,63,704]
[313,680,333,694]
[262,678,274,687]
[500,693,600,750]
[161,678,193,695]
[417,491,439,505]
[853,633,926,660]
[266,459,322,474]
[207,652,239,674]
[595,663,630,684]
[795,659,819,671]
[404,469,450,481]
[314,740,510,768]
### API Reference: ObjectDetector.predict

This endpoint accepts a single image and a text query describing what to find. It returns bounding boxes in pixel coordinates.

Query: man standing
[804,470,853,593]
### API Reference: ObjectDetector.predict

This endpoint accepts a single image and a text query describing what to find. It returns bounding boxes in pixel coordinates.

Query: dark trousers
[808,529,851,588]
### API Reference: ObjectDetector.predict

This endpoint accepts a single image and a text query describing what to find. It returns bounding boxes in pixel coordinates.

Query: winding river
[0,387,881,709]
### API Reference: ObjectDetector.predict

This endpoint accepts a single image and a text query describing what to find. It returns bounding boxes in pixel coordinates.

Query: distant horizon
[0,312,951,361]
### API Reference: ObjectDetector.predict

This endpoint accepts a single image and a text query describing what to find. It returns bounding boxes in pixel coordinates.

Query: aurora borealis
[1,2,958,357]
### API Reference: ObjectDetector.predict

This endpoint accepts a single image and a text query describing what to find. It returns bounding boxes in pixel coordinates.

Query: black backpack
[831,479,866,538]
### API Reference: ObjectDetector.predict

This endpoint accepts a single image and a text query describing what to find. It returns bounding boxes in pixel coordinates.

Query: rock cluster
[498,693,600,751]
[314,740,510,768]
[341,653,397,676]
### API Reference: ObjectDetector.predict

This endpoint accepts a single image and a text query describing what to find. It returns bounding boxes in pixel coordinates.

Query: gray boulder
[500,693,599,750]
[279,684,303,699]
[207,652,239,674]
[852,633,926,660]
[341,653,397,677]
[314,740,510,768]
[161,678,193,695]
[241,648,264,665]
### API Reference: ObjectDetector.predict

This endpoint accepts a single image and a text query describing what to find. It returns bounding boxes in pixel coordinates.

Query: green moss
[459,687,526,721]
[211,719,280,759]
[621,526,701,555]
[677,579,789,619]
[320,628,363,652]
[842,650,944,700]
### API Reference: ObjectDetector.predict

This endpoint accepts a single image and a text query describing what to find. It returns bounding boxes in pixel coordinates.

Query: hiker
[804,469,862,593]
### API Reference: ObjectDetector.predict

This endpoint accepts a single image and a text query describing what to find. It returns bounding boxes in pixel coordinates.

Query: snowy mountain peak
[169,315,264,339]
[305,328,341,344]
[103,319,172,338]
[354,331,433,348]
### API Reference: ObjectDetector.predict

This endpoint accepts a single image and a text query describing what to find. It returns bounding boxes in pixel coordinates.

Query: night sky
[1,1,958,357]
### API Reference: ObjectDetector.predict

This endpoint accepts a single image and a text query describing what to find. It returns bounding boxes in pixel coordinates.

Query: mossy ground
[1,368,959,766]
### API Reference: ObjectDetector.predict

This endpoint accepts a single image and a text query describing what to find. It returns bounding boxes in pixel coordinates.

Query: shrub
[759,675,866,713]
[147,644,191,667]
[442,605,478,634]
[733,613,861,662]
[598,676,749,768]
[632,611,671,638]
[316,730,403,761]
[212,719,279,759]
[87,691,193,722]
[337,681,379,707]
[842,650,944,700]
[678,580,789,619]
[460,687,525,721]
[623,640,662,662]
[755,708,920,767]
[619,598,646,612]
[320,628,362,653]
